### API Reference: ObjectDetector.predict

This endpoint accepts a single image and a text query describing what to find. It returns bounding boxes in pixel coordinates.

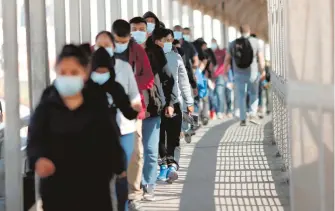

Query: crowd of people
[26,11,270,211]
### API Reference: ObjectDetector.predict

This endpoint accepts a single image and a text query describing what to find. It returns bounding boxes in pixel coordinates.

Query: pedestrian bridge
[0,0,333,211]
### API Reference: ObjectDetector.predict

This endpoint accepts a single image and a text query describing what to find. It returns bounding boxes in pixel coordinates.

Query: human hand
[193,89,198,96]
[118,171,127,179]
[187,106,194,114]
[35,158,56,178]
[165,106,174,118]
[226,82,234,90]
[132,103,142,112]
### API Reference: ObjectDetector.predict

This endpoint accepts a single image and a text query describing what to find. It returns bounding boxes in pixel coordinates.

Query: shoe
[226,113,233,118]
[249,115,260,125]
[128,200,142,211]
[185,133,192,143]
[166,165,178,184]
[240,120,247,126]
[266,110,271,115]
[217,112,223,119]
[143,184,155,201]
[157,164,168,182]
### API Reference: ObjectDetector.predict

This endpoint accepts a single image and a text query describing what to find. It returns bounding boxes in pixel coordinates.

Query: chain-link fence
[267,0,291,182]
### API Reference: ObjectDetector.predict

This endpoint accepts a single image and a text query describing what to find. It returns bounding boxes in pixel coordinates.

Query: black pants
[159,103,182,166]
[115,177,128,211]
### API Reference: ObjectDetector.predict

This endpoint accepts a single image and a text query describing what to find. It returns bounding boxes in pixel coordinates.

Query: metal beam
[80,0,91,43]
[111,0,121,23]
[148,0,153,12]
[188,5,194,40]
[127,0,133,20]
[138,0,143,16]
[54,0,66,54]
[69,0,81,43]
[97,0,106,31]
[156,0,161,19]
[1,0,23,210]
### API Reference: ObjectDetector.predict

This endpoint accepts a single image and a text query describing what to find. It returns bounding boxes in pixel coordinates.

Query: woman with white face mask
[26,44,125,211]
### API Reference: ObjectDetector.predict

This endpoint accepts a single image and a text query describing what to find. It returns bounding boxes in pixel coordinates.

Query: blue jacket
[195,68,208,98]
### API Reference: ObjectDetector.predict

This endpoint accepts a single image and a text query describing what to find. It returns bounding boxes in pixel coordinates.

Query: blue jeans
[116,133,135,211]
[142,116,161,186]
[225,87,233,113]
[215,75,226,113]
[234,72,259,121]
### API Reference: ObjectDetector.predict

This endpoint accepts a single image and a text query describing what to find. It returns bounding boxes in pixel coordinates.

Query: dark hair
[239,24,251,34]
[174,25,182,29]
[56,44,90,67]
[159,21,165,28]
[250,33,257,38]
[112,19,131,37]
[79,43,92,57]
[167,29,174,38]
[152,28,171,41]
[129,17,147,25]
[172,39,180,45]
[96,31,115,44]
[183,27,190,31]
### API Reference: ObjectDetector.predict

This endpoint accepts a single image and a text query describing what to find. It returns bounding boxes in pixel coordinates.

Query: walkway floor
[141,116,290,211]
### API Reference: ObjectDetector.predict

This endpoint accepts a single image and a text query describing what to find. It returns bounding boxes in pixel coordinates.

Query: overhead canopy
[180,0,268,41]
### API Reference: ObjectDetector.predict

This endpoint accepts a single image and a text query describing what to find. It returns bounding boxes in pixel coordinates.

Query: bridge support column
[97,0,106,31]
[156,0,162,19]
[1,0,22,210]
[138,0,143,16]
[110,0,121,23]
[54,0,66,54]
[69,0,81,43]
[187,6,194,40]
[80,0,91,43]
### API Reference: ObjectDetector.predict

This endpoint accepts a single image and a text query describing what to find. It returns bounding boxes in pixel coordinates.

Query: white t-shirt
[107,59,141,135]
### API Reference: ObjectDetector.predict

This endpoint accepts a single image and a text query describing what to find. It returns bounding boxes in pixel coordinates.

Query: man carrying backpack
[224,24,265,126]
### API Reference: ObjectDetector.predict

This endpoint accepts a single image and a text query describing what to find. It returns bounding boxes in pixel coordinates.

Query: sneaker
[166,166,178,184]
[240,120,247,126]
[143,184,155,201]
[217,112,224,119]
[157,164,168,182]
[128,200,142,211]
[226,113,233,118]
[249,115,260,125]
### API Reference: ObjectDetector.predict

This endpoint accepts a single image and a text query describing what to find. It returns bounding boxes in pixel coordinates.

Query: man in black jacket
[129,16,177,206]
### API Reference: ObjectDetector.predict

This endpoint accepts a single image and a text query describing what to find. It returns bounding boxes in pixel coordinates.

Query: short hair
[239,24,251,34]
[152,28,170,41]
[173,39,180,45]
[174,25,182,30]
[112,19,131,37]
[167,29,174,38]
[250,33,257,38]
[129,17,147,25]
[183,27,191,31]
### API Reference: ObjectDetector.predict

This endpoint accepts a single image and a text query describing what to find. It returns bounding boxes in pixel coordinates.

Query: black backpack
[232,37,254,68]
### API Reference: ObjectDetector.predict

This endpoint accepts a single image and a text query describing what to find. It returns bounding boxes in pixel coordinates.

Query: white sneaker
[217,113,224,119]
[143,184,155,201]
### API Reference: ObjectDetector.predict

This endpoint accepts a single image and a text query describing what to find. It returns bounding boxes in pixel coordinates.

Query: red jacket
[128,40,154,119]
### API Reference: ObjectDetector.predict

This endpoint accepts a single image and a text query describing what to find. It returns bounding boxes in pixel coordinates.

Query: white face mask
[147,23,155,33]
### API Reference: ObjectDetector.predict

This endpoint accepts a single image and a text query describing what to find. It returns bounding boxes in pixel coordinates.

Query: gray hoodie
[164,51,194,107]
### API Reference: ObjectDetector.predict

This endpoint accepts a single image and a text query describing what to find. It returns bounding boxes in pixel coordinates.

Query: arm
[126,66,142,106]
[26,102,49,170]
[177,55,194,106]
[135,46,154,91]
[159,66,178,107]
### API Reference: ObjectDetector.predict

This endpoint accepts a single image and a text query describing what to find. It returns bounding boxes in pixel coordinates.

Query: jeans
[199,96,209,120]
[116,133,135,211]
[159,104,182,166]
[215,75,226,113]
[142,116,161,186]
[234,72,259,121]
[208,89,217,112]
[225,87,233,113]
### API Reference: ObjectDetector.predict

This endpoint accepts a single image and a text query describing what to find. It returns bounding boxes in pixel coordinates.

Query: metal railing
[267,0,291,182]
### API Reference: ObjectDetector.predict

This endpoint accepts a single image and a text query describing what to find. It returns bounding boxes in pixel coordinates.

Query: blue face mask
[54,76,84,97]
[147,23,155,33]
[183,35,190,42]
[163,42,173,54]
[211,43,218,50]
[115,42,129,53]
[105,47,114,57]
[131,31,147,44]
[91,72,111,85]
[173,31,183,40]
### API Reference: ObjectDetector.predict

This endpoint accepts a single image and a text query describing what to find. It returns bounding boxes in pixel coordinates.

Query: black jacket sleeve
[26,101,50,171]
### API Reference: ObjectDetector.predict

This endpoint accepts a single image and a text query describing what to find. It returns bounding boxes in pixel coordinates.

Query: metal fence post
[1,0,23,210]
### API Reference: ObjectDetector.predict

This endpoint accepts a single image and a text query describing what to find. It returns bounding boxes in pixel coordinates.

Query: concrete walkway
[141,117,290,211]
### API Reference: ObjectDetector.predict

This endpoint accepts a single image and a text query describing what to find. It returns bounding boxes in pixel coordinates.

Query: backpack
[232,37,254,68]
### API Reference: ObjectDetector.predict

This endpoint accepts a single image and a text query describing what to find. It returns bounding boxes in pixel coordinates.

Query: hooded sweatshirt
[165,50,194,107]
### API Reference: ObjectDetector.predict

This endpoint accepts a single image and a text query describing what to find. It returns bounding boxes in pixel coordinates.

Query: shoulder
[115,59,134,77]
